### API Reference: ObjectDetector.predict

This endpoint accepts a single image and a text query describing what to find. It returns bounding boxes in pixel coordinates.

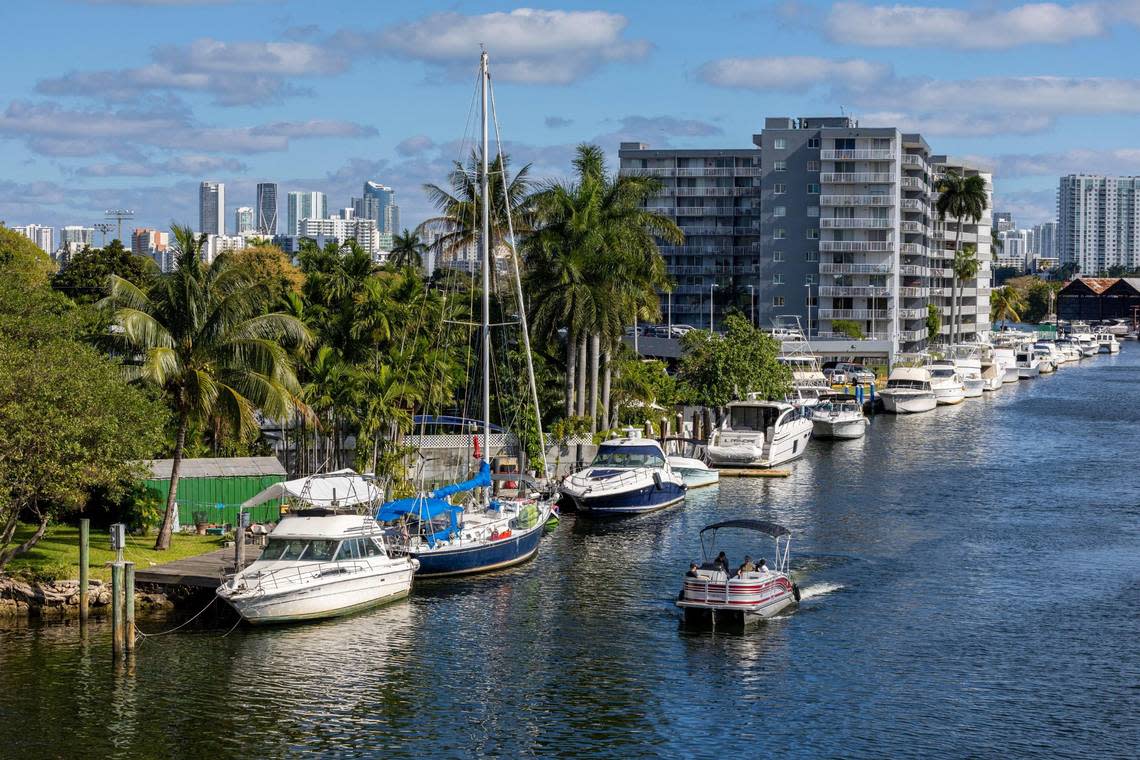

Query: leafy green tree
[926,303,941,341]
[952,244,980,340]
[990,285,1025,325]
[676,315,790,407]
[389,229,428,269]
[0,275,166,568]
[51,239,158,304]
[219,243,304,305]
[832,319,865,340]
[102,224,311,550]
[936,171,988,344]
[0,224,54,286]
[1022,279,1061,323]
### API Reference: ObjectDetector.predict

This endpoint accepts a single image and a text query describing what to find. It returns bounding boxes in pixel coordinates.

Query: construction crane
[104,209,135,242]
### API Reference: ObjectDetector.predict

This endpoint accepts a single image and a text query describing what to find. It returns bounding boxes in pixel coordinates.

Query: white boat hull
[666,456,719,488]
[219,563,415,624]
[812,416,867,439]
[1018,365,1041,378]
[962,378,985,397]
[933,386,966,405]
[1002,367,1020,383]
[677,572,796,623]
[1100,343,1120,354]
[1038,360,1055,374]
[707,424,811,468]
[880,390,937,414]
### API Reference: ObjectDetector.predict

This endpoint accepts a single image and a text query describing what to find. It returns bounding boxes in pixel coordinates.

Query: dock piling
[78,518,89,623]
[111,562,124,658]
[124,562,135,655]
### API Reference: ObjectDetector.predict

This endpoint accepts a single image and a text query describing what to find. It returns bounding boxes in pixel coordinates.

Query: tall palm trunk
[576,334,587,417]
[589,333,600,433]
[565,336,577,419]
[154,411,188,550]
[601,346,612,430]
[951,218,963,346]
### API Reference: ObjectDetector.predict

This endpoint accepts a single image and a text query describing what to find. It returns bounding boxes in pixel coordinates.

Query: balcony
[819,262,892,274]
[897,308,927,319]
[900,243,925,254]
[900,221,928,234]
[821,172,894,183]
[660,244,760,255]
[901,198,926,211]
[820,149,894,160]
[819,194,895,206]
[899,329,927,342]
[675,206,737,216]
[678,226,759,237]
[818,286,892,297]
[819,241,894,252]
[901,177,926,190]
[622,168,674,177]
[818,309,891,320]
[897,286,930,298]
[902,154,926,168]
[675,187,748,197]
[899,265,929,276]
[820,218,893,229]
[675,168,734,177]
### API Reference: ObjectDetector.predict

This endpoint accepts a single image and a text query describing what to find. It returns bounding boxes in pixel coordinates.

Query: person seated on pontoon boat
[736,556,756,577]
[686,562,701,578]
[714,551,730,575]
[756,558,769,574]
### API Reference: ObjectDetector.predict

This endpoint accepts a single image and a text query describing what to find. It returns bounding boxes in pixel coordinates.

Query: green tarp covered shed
[140,457,287,527]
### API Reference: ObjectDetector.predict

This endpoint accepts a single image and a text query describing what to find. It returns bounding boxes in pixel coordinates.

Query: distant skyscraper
[287,191,328,235]
[993,211,1014,234]
[256,182,278,235]
[132,227,170,271]
[234,206,255,235]
[12,224,53,254]
[59,225,96,262]
[1058,175,1140,273]
[199,181,225,235]
[362,181,399,234]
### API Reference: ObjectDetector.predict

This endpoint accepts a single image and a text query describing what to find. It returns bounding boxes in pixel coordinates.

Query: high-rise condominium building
[617,142,761,331]
[131,227,170,270]
[199,181,225,235]
[257,182,278,235]
[300,217,380,258]
[287,191,328,235]
[359,181,399,234]
[59,225,95,252]
[12,224,53,254]
[234,206,255,236]
[1057,175,1140,274]
[621,115,993,361]
[993,212,1014,234]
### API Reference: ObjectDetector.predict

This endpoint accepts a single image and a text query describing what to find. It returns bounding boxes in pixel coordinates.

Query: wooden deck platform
[717,468,791,478]
[134,547,261,589]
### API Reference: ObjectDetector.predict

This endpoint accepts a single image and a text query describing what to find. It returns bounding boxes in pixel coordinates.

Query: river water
[2,345,1138,758]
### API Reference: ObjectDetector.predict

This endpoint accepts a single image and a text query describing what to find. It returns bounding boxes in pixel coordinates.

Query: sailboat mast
[480,49,491,506]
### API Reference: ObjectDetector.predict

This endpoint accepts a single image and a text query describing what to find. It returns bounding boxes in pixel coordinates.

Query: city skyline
[5,2,1140,234]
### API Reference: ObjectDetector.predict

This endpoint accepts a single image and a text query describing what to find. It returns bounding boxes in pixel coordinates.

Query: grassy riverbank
[5,524,224,583]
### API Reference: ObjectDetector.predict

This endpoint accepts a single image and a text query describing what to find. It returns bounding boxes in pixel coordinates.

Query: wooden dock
[134,547,261,589]
[717,468,792,478]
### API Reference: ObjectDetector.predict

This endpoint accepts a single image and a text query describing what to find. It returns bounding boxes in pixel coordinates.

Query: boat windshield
[929,368,956,378]
[886,379,929,391]
[728,405,781,431]
[592,444,664,468]
[260,538,340,562]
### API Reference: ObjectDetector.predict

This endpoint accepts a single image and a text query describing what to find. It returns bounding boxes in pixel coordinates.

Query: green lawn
[4,524,226,583]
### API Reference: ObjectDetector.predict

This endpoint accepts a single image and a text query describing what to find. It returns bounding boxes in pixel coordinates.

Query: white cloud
[825,2,1106,49]
[696,56,890,91]
[614,115,723,137]
[337,9,652,85]
[869,76,1140,116]
[855,111,1054,137]
[395,135,435,157]
[982,149,1140,178]
[74,155,248,177]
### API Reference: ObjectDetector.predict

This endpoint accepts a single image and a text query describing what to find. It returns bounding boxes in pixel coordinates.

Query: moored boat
[878,367,937,414]
[560,435,686,515]
[928,360,966,405]
[810,393,868,439]
[706,399,812,468]
[666,455,720,488]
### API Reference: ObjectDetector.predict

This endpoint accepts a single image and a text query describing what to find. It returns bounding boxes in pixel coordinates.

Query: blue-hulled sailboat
[374,49,554,577]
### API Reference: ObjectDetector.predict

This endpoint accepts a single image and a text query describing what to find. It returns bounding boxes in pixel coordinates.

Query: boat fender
[792,583,801,602]
[652,472,663,490]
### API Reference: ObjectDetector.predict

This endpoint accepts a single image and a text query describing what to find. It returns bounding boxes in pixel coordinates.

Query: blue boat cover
[430,461,492,499]
[375,494,460,523]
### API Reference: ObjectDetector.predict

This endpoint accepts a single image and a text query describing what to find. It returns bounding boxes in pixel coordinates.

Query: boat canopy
[241,469,382,509]
[376,494,461,523]
[430,461,492,499]
[700,519,791,537]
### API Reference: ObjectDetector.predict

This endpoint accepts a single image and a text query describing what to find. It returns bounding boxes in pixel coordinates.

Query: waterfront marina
[2,342,1136,758]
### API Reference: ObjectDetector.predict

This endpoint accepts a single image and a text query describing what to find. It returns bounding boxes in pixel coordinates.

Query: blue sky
[5,0,1140,235]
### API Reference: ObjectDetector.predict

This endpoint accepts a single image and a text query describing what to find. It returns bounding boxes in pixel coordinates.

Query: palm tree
[936,171,988,345]
[952,245,980,342]
[389,229,428,269]
[990,285,1025,325]
[103,224,311,549]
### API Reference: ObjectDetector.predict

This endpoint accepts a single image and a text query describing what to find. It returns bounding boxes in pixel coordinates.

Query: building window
[807,183,820,194]
[774,274,785,285]
[807,137,820,149]
[806,160,820,172]
[773,183,786,195]
[806,250,819,262]
[773,296,785,307]
[774,206,786,217]
[774,160,787,172]
[774,228,786,239]
[774,138,786,150]
[807,206,820,217]
[773,250,784,262]
[805,274,817,285]
[806,228,819,239]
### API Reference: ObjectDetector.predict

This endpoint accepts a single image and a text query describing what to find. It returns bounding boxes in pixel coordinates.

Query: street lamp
[710,282,718,332]
[747,285,755,326]
[805,282,813,337]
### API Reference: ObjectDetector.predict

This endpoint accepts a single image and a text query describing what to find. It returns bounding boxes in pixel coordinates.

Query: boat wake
[798,582,844,600]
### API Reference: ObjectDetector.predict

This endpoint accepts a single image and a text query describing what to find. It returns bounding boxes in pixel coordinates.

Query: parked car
[834,363,876,383]
[822,368,848,385]
[669,324,696,337]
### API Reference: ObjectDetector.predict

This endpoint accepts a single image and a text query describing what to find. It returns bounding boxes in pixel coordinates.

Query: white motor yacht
[1033,343,1058,373]
[1074,333,1100,357]
[950,346,985,398]
[706,399,813,468]
[779,354,830,408]
[218,472,418,624]
[1104,319,1130,337]
[928,360,966,405]
[878,367,938,414]
[1015,348,1041,378]
[1054,338,1081,363]
[993,347,1020,383]
[561,434,686,515]
[1094,331,1121,354]
[810,393,868,439]
[666,455,720,489]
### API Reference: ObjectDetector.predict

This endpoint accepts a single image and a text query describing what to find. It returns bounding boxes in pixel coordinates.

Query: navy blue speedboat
[560,436,687,516]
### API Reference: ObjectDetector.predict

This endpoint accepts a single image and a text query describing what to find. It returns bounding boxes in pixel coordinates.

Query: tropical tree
[102,224,311,550]
[676,315,791,408]
[990,285,1025,325]
[952,244,980,342]
[389,229,428,269]
[51,239,158,304]
[936,171,988,345]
